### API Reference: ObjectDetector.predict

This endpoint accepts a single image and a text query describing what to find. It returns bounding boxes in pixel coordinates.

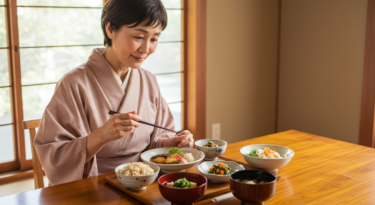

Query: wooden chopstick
[108,111,176,133]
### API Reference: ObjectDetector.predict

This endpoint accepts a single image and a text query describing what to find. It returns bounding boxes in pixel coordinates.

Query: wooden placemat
[104,156,280,205]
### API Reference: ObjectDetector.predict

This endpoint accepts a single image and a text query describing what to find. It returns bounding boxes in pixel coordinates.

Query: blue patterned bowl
[195,139,227,161]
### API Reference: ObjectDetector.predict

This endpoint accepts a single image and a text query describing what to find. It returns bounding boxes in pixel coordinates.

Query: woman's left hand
[164,130,194,148]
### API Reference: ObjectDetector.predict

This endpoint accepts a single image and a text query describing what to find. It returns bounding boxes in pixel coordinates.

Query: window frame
[0,0,207,175]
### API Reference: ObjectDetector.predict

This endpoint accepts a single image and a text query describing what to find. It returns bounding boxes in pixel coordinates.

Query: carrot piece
[216,168,219,173]
[264,149,269,155]
[220,170,224,175]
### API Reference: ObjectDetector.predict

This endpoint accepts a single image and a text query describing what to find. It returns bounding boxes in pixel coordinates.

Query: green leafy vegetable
[202,141,219,147]
[173,178,191,188]
[207,163,232,175]
[169,147,184,157]
[247,150,258,158]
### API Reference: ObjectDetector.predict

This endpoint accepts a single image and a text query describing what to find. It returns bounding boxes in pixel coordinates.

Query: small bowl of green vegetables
[240,144,294,172]
[197,161,245,183]
[195,139,227,161]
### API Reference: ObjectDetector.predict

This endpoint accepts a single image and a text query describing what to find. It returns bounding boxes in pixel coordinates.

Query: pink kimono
[34,48,175,186]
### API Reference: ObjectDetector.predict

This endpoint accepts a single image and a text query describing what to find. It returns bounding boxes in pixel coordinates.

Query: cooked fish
[150,153,179,164]
[165,155,179,164]
[151,156,166,164]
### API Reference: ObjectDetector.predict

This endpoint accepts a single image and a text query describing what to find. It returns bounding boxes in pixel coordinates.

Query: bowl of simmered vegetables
[230,170,277,205]
[158,172,208,205]
[197,161,245,183]
[195,139,227,161]
[240,144,294,172]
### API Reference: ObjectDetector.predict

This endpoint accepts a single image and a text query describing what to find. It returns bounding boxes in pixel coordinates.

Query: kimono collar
[86,48,140,113]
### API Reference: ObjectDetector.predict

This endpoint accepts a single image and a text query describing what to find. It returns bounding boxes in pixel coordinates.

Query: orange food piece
[264,148,269,155]
[264,147,276,155]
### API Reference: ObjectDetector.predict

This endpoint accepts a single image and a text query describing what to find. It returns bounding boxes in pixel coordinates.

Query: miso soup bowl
[230,170,276,205]
[240,144,294,172]
[158,172,208,205]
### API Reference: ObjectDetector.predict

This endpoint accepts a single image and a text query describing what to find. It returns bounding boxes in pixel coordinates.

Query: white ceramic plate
[140,147,204,173]
[197,160,245,183]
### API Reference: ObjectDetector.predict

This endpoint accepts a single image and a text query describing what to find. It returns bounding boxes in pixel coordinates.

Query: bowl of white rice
[115,161,160,191]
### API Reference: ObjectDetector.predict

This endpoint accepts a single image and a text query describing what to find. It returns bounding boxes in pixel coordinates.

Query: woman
[34,0,194,186]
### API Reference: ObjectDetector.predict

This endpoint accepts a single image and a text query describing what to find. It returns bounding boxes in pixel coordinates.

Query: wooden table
[1,130,374,205]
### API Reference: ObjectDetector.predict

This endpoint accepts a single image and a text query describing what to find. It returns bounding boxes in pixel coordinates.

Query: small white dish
[197,160,245,183]
[195,139,227,161]
[140,147,204,173]
[240,144,294,172]
[115,161,160,191]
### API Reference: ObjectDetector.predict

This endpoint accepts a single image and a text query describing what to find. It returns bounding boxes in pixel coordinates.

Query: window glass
[168,103,182,131]
[142,43,181,74]
[17,8,103,47]
[20,46,102,85]
[22,84,56,121]
[156,73,182,103]
[0,7,6,47]
[0,49,9,87]
[0,125,15,163]
[159,10,181,42]
[0,88,11,125]
[161,0,181,9]
[17,0,102,7]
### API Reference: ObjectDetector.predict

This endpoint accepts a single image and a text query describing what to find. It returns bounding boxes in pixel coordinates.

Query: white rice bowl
[119,162,155,176]
[115,161,160,191]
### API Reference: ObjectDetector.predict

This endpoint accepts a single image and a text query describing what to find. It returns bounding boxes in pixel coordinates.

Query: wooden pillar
[359,0,375,147]
[185,0,207,140]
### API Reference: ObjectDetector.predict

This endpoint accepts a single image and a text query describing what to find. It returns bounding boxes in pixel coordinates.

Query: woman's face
[105,21,161,68]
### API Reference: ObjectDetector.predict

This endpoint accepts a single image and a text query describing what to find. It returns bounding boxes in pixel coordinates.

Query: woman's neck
[103,47,130,82]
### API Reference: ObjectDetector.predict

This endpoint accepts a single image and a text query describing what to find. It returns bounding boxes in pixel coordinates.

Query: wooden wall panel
[359,0,375,147]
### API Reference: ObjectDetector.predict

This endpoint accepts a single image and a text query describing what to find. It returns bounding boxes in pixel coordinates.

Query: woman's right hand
[86,110,140,163]
[96,110,141,143]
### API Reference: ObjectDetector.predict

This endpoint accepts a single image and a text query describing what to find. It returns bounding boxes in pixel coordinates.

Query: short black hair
[101,0,168,46]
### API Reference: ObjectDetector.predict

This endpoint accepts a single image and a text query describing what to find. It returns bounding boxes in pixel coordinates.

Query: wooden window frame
[0,0,207,177]
[1,0,31,173]
[359,0,375,147]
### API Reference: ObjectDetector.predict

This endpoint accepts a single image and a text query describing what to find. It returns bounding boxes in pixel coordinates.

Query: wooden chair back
[23,119,44,189]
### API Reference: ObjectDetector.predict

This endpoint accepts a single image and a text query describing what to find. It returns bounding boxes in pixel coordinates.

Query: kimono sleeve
[33,75,96,186]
